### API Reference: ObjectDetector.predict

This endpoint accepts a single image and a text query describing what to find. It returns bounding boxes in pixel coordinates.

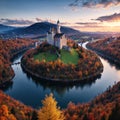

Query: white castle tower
[47,28,55,45]
[47,20,67,49]
[57,20,61,33]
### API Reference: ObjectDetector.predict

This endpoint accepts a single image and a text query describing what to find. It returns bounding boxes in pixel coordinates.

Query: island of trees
[21,39,103,82]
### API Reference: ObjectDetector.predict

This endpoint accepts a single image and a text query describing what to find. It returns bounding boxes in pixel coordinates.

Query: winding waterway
[4,43,120,109]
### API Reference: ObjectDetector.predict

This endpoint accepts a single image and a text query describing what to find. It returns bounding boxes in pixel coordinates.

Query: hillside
[87,37,120,65]
[0,90,34,120]
[0,39,35,86]
[1,22,119,41]
[0,24,16,33]
[64,81,120,120]
[1,22,80,39]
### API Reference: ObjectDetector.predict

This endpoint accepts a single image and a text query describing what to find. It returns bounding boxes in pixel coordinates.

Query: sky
[0,0,120,32]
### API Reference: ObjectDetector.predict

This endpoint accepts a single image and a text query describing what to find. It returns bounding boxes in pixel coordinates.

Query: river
[4,43,120,109]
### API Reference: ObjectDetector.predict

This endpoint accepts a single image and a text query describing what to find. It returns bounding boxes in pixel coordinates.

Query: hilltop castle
[47,20,67,49]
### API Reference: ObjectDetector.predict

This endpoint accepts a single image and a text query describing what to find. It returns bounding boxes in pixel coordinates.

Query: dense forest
[1,80,119,120]
[0,39,35,85]
[0,90,34,120]
[22,40,103,81]
[64,81,120,120]
[87,37,120,65]
[0,38,120,120]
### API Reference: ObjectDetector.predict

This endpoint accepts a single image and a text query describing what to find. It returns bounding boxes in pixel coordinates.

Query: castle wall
[47,21,67,49]
[54,38,60,48]
[47,33,54,45]
[60,35,67,49]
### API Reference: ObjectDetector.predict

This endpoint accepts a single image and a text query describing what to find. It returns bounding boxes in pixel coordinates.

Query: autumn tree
[0,39,35,83]
[38,93,65,120]
[0,105,9,117]
[0,105,16,120]
[109,103,120,120]
[32,110,38,120]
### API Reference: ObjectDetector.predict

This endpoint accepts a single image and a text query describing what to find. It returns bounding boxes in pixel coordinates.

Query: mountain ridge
[1,22,80,39]
[0,24,16,33]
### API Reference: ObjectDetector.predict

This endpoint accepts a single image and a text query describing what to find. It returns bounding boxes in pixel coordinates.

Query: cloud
[75,22,102,27]
[71,25,120,32]
[0,18,34,26]
[36,18,43,22]
[69,0,120,8]
[0,18,66,26]
[36,18,70,25]
[96,13,120,22]
[36,17,56,23]
[69,0,79,11]
[60,22,71,25]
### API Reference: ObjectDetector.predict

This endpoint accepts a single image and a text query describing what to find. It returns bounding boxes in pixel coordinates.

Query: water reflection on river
[4,44,120,109]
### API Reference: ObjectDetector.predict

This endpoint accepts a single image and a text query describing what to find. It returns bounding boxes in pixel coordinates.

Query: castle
[47,20,67,49]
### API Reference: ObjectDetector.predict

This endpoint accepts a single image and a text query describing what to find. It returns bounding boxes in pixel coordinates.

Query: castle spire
[57,20,61,33]
[57,20,60,24]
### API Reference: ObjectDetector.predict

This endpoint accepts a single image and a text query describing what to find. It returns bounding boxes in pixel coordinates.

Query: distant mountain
[2,22,80,39]
[25,22,80,34]
[0,24,16,33]
[2,22,118,40]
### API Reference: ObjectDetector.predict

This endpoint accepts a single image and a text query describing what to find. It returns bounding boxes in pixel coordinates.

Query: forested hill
[87,37,120,65]
[0,24,16,33]
[23,22,80,35]
[0,39,35,84]
[1,22,80,39]
[0,90,33,120]
[64,81,120,120]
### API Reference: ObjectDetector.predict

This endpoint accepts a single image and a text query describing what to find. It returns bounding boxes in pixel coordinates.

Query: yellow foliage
[38,93,65,120]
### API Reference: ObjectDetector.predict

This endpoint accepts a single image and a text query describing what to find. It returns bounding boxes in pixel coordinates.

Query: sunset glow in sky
[0,0,120,32]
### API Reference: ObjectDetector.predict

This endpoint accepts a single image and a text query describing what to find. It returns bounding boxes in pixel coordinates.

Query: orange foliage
[64,81,120,120]
[22,41,103,81]
[0,38,35,84]
[87,37,120,64]
[0,90,33,120]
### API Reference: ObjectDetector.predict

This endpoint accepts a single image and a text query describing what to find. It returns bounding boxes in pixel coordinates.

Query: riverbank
[86,38,120,66]
[87,45,120,65]
[0,47,34,88]
[0,90,34,119]
[64,81,120,120]
[10,46,34,62]
[0,39,35,87]
[0,74,14,89]
[21,61,103,84]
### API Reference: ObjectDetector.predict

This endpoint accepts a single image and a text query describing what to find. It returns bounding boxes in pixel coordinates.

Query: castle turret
[57,20,61,33]
[47,20,67,49]
[47,27,55,45]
